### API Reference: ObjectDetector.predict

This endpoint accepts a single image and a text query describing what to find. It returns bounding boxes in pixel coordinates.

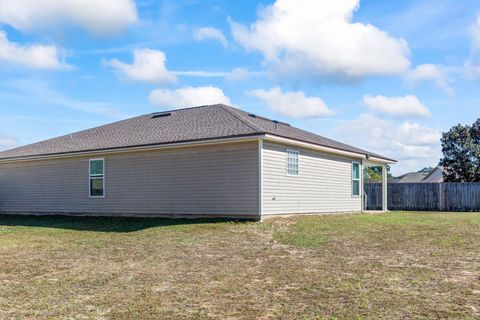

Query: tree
[418,167,434,174]
[364,165,393,183]
[440,119,480,182]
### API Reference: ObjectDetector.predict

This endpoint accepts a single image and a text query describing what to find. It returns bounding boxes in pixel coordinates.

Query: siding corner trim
[259,139,264,217]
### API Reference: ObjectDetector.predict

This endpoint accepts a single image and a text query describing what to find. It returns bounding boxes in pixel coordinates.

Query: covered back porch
[363,161,390,212]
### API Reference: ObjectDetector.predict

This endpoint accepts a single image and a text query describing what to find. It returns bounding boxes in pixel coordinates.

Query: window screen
[287,150,299,176]
[352,161,360,196]
[89,159,104,197]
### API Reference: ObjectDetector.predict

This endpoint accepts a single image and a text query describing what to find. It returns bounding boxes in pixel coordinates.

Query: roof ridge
[423,170,433,181]
[217,104,264,133]
[423,166,441,180]
[150,104,217,115]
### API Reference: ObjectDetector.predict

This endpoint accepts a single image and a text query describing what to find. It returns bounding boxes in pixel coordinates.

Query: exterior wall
[0,141,260,218]
[262,142,362,215]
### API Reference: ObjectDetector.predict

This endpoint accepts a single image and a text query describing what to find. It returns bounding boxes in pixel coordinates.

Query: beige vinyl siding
[262,142,362,215]
[0,141,259,218]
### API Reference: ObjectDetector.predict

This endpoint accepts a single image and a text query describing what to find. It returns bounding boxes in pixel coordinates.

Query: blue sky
[0,0,480,175]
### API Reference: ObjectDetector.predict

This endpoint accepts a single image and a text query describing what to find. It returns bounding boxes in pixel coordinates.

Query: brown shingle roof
[422,167,444,183]
[392,172,427,183]
[0,104,395,161]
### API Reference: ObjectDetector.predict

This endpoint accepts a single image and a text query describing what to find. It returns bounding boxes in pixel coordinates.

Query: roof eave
[263,134,396,164]
[0,134,267,163]
[0,132,397,165]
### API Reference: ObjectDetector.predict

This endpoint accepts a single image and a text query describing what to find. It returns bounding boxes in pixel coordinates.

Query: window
[286,150,299,176]
[352,161,360,197]
[89,159,104,197]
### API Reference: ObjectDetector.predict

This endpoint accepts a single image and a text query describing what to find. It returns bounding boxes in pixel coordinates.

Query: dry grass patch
[0,212,479,319]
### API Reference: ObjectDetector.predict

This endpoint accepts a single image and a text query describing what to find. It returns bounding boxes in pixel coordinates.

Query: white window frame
[286,149,300,177]
[352,161,361,197]
[89,158,105,198]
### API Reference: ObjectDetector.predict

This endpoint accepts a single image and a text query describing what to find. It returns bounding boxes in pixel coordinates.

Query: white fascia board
[0,133,396,165]
[263,134,365,159]
[0,135,266,164]
[364,157,396,165]
[263,134,396,164]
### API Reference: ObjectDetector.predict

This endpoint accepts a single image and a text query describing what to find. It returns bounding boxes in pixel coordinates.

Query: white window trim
[89,158,105,198]
[352,161,361,198]
[286,149,300,177]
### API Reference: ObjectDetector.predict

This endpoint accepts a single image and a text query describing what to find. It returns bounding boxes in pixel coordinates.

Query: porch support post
[361,161,365,212]
[382,164,388,211]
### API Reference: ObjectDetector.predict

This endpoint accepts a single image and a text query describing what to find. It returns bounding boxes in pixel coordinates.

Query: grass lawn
[0,212,479,319]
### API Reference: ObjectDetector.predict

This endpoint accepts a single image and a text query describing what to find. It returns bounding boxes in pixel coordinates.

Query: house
[422,166,445,183]
[392,172,428,183]
[0,104,395,220]
[392,166,444,183]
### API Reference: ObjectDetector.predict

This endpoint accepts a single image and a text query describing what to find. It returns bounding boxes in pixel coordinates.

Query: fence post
[439,183,445,211]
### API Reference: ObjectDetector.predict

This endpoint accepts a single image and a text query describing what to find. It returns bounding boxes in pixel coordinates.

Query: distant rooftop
[392,166,444,183]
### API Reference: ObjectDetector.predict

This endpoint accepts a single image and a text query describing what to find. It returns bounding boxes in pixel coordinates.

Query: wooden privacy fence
[364,183,480,212]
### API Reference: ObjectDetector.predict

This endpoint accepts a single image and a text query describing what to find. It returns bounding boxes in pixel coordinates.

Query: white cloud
[1,78,124,117]
[466,14,480,79]
[172,70,229,78]
[231,0,410,80]
[338,113,441,175]
[397,122,441,146]
[471,15,480,50]
[249,87,333,119]
[405,64,453,96]
[363,94,430,118]
[148,86,231,109]
[0,134,18,151]
[107,49,176,84]
[172,68,263,82]
[193,27,228,48]
[466,64,480,78]
[0,0,137,36]
[0,30,64,70]
[226,68,264,82]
